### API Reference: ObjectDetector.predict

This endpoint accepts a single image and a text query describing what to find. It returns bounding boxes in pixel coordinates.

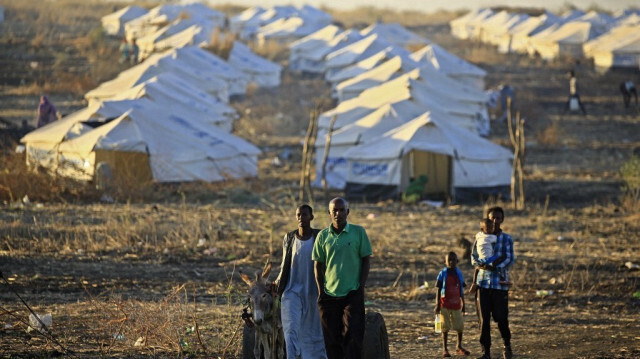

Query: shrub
[620,156,640,211]
[0,152,99,203]
[535,121,562,147]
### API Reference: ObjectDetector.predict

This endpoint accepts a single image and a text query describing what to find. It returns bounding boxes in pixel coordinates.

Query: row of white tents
[102,4,337,60]
[229,5,333,45]
[21,2,299,185]
[451,8,640,68]
[29,3,515,201]
[21,45,268,184]
[287,23,513,201]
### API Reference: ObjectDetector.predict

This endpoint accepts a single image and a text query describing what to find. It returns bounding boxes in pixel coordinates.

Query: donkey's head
[240,262,273,326]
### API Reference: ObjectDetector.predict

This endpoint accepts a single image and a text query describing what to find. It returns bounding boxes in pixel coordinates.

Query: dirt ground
[1,2,640,358]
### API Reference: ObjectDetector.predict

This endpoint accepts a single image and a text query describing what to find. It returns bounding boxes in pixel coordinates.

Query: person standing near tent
[36,95,57,128]
[562,70,587,116]
[313,197,372,359]
[119,37,130,64]
[471,206,515,359]
[274,204,327,359]
[130,38,139,65]
[620,80,638,108]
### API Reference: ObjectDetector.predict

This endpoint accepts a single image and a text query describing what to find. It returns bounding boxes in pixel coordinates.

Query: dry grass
[1,2,640,358]
[203,29,237,60]
[86,283,243,357]
[535,120,562,147]
[0,152,99,204]
[249,39,289,63]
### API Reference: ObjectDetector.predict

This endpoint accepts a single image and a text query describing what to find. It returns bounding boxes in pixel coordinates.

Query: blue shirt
[436,267,466,298]
[471,232,515,291]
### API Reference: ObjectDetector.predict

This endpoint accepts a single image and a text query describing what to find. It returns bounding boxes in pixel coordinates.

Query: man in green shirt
[313,197,372,359]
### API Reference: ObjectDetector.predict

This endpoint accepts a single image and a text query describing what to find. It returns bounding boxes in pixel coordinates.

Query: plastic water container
[434,314,442,333]
[569,97,579,111]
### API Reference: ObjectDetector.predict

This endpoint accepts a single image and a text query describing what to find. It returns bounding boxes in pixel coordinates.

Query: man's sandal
[456,348,470,356]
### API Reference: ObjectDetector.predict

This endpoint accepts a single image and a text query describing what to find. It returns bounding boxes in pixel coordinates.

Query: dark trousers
[317,287,365,359]
[620,86,638,108]
[477,288,511,353]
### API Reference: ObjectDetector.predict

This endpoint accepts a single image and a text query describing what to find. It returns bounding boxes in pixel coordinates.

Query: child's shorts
[441,308,463,333]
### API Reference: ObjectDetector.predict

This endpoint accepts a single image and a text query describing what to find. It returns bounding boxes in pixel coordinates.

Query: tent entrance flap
[94,150,152,185]
[405,150,452,199]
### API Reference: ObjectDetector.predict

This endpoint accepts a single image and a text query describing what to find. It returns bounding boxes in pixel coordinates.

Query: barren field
[1,1,640,358]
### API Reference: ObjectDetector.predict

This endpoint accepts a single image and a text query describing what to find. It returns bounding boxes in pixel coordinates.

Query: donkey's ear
[262,262,272,279]
[239,272,252,286]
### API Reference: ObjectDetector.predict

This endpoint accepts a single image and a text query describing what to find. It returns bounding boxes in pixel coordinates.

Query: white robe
[281,236,327,359]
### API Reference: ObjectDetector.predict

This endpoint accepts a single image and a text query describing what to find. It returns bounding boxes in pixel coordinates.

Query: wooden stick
[517,115,526,209]
[507,98,516,208]
[305,107,318,203]
[321,115,338,201]
[299,108,315,202]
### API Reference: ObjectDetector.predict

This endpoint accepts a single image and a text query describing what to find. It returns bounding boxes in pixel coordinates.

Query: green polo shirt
[312,223,372,297]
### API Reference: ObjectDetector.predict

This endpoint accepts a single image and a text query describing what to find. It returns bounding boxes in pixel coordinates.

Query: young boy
[469,219,510,294]
[435,251,470,358]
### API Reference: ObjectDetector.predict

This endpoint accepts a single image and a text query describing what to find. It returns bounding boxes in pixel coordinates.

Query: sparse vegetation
[620,155,640,212]
[535,120,562,147]
[1,1,640,358]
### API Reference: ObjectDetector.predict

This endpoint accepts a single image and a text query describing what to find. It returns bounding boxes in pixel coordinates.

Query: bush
[535,121,562,147]
[0,152,99,203]
[620,156,640,211]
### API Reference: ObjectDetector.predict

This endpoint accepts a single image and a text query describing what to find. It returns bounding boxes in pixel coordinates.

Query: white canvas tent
[584,25,640,68]
[342,113,512,201]
[23,101,260,183]
[465,9,501,40]
[291,29,364,74]
[410,44,487,90]
[171,46,248,97]
[325,46,408,84]
[150,24,215,56]
[528,21,606,59]
[575,11,615,29]
[318,73,485,138]
[503,12,562,54]
[289,24,342,57]
[256,16,331,45]
[615,13,640,27]
[54,108,260,183]
[102,6,148,37]
[146,72,236,119]
[232,5,299,40]
[109,75,235,131]
[479,12,529,46]
[360,23,429,48]
[136,18,218,58]
[22,99,151,175]
[85,49,230,103]
[561,10,586,22]
[229,6,265,35]
[323,34,393,79]
[335,56,488,107]
[334,55,416,101]
[22,99,148,154]
[450,9,494,40]
[289,25,342,72]
[228,42,282,87]
[313,101,426,190]
[124,3,225,41]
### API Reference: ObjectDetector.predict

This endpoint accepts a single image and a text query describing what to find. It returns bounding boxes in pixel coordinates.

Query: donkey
[240,263,285,359]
